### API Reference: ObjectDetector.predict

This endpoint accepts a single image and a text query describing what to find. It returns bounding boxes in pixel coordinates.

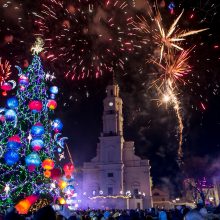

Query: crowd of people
[1,204,220,220]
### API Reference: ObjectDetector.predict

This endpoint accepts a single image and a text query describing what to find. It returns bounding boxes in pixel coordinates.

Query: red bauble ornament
[1,82,12,96]
[8,135,21,143]
[47,99,57,110]
[28,100,43,112]
[50,168,62,180]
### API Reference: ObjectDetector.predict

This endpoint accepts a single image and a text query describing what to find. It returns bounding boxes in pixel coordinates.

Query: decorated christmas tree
[0,39,69,212]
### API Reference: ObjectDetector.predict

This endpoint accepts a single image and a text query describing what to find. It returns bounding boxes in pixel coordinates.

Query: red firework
[0,58,12,85]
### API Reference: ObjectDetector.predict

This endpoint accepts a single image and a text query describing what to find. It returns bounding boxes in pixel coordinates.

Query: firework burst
[131,0,209,161]
[0,58,12,85]
[151,48,192,85]
[33,0,134,80]
[133,8,208,62]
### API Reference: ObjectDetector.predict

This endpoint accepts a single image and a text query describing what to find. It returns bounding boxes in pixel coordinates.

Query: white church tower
[82,83,152,209]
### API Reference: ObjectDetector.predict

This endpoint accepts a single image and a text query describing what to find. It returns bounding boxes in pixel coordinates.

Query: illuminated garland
[89,195,131,200]
[0,55,67,210]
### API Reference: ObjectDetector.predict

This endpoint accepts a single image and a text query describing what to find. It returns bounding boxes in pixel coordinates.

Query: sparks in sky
[33,0,134,80]
[132,1,209,161]
[151,48,192,160]
[151,48,192,86]
[133,9,208,62]
[161,78,183,160]
[0,58,12,85]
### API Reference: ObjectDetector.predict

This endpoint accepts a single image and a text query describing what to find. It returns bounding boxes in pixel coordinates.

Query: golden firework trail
[151,49,192,160]
[162,79,183,159]
[133,9,208,62]
[133,1,208,161]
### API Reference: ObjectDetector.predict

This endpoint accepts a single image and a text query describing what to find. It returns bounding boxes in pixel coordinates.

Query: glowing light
[58,180,67,190]
[126,190,131,196]
[51,182,56,189]
[4,184,10,194]
[58,197,66,205]
[31,38,44,55]
[162,94,171,103]
[89,195,131,200]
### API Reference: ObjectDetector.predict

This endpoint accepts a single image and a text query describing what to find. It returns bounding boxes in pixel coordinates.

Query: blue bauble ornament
[31,123,45,137]
[49,86,58,95]
[4,150,19,166]
[7,141,21,151]
[6,97,19,109]
[19,75,29,86]
[25,152,41,167]
[31,138,44,151]
[52,119,63,132]
[5,109,17,121]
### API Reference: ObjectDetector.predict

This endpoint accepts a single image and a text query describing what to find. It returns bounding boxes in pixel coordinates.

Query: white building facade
[82,84,152,209]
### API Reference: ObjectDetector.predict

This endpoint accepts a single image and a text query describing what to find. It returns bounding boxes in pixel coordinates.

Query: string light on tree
[4,184,10,195]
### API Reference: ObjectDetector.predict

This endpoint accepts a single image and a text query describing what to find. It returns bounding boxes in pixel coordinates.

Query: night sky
[0,0,220,195]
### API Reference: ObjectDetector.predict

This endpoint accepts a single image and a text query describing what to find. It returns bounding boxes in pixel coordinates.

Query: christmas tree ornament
[42,158,55,170]
[4,150,19,166]
[18,75,29,90]
[52,118,63,132]
[5,109,17,121]
[25,152,41,171]
[1,82,13,96]
[7,135,21,151]
[31,138,44,151]
[47,99,57,110]
[29,100,43,113]
[6,97,19,109]
[49,86,58,95]
[31,123,45,137]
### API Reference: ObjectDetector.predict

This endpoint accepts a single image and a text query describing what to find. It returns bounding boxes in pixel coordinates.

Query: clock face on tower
[108,102,114,107]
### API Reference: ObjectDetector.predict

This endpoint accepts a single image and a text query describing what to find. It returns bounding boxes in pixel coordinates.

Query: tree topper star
[31,38,44,55]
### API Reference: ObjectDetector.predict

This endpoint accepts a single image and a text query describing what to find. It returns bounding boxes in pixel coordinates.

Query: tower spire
[112,71,117,85]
